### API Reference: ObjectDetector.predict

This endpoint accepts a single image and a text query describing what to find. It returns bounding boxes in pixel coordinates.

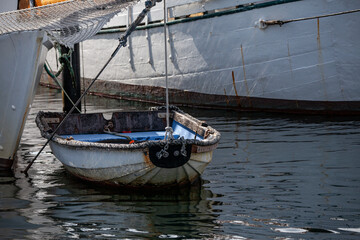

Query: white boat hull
[50,141,213,186]
[36,109,220,187]
[0,30,50,168]
[43,0,360,113]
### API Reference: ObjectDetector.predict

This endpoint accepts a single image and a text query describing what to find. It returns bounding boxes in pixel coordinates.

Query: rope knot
[164,126,174,141]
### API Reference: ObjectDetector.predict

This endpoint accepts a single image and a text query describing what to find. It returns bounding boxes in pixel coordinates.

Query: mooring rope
[262,8,360,26]
[44,60,81,113]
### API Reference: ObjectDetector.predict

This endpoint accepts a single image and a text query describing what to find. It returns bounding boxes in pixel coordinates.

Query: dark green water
[1,86,360,239]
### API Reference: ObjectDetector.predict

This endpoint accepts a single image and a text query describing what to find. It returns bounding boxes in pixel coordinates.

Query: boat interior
[39,110,207,144]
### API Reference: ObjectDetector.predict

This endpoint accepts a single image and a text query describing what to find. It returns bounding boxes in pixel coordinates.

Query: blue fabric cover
[60,131,180,142]
[60,121,203,142]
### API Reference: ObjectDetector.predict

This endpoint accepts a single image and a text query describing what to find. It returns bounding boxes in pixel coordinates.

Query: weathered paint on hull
[50,141,213,187]
[0,31,49,169]
[61,79,360,115]
[44,0,360,114]
[41,77,360,114]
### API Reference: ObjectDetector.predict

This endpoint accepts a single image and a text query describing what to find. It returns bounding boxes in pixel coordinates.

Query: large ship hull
[0,31,49,168]
[44,0,360,114]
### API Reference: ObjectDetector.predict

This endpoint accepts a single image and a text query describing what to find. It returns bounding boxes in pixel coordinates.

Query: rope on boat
[163,0,173,141]
[156,0,176,159]
[104,130,132,141]
[23,0,162,175]
[36,111,221,151]
[261,8,360,27]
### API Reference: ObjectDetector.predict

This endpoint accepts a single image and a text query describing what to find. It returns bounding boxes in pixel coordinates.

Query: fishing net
[0,0,139,47]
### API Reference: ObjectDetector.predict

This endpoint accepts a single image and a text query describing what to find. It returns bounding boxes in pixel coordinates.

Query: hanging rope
[43,45,74,79]
[44,60,81,113]
[43,44,80,112]
[163,0,173,141]
[261,8,360,27]
[58,47,75,82]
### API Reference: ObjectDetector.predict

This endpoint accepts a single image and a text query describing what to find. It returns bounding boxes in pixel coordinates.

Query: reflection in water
[48,177,219,239]
[0,86,359,239]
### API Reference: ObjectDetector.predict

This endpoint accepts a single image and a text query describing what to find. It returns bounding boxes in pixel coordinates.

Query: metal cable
[263,8,360,26]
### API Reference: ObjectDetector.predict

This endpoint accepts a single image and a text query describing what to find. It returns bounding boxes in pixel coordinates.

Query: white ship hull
[0,31,49,168]
[43,0,360,114]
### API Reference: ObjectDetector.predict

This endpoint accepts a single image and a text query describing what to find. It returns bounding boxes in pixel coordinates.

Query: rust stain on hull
[232,71,241,107]
[240,45,252,107]
[223,88,230,105]
[143,149,153,167]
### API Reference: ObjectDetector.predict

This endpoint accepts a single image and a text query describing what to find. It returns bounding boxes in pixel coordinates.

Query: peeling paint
[40,80,360,115]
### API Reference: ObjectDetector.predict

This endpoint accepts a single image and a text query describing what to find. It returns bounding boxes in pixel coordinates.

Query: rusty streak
[240,45,252,107]
[232,71,241,107]
[223,88,230,105]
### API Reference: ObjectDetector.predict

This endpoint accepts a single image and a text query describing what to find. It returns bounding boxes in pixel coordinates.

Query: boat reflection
[10,150,222,239]
[48,174,222,239]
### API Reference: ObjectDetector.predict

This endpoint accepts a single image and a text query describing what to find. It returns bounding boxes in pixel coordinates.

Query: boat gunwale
[36,110,221,150]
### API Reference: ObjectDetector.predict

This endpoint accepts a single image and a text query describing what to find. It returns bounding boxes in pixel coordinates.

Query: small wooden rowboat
[36,107,220,187]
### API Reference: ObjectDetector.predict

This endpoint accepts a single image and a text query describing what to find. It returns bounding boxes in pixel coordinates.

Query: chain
[156,141,169,159]
[180,137,187,157]
[156,136,188,159]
